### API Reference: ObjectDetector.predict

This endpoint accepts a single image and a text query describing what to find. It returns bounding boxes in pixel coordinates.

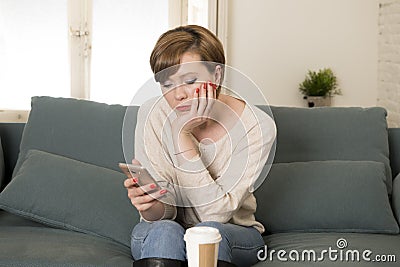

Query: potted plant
[299,68,341,107]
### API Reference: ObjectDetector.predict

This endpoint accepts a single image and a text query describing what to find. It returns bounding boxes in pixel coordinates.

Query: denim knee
[147,220,185,238]
[196,221,223,228]
[131,220,186,261]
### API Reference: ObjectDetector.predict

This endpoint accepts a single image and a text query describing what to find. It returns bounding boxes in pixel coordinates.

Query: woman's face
[160,52,217,112]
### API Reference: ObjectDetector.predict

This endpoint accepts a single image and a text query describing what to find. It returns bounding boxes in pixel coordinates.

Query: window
[90,0,169,105]
[0,0,69,110]
[90,0,216,106]
[188,0,208,28]
[0,0,224,121]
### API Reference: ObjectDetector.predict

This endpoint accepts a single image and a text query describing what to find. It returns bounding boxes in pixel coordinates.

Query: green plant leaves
[299,68,341,97]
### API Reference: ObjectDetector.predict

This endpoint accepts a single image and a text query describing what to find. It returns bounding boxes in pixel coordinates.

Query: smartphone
[118,163,161,190]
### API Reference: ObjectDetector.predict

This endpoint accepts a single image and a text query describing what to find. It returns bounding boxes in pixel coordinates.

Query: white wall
[378,0,400,128]
[227,0,379,107]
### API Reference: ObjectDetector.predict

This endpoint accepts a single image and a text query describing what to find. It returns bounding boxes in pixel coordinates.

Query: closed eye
[162,83,173,89]
[185,78,197,84]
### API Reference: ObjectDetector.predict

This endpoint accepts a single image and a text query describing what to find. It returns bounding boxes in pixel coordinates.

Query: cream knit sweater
[134,96,276,233]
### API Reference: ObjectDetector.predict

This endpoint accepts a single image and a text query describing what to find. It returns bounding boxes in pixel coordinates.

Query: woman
[123,25,276,267]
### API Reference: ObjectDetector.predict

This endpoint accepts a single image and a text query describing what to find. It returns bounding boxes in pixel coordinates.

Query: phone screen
[119,163,161,189]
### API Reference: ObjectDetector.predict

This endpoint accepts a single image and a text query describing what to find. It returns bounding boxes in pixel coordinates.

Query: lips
[176,105,191,112]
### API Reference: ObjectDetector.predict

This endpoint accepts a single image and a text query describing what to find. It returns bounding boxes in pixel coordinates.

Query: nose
[174,85,188,101]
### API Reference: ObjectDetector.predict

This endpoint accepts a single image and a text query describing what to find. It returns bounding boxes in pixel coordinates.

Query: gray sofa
[0,96,399,267]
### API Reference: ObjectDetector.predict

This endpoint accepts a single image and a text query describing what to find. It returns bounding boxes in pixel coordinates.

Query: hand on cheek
[172,80,218,136]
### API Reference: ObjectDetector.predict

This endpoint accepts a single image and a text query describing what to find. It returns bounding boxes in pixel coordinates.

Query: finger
[210,81,218,91]
[210,81,217,99]
[197,82,207,115]
[152,188,168,198]
[131,193,157,205]
[190,87,199,116]
[204,81,214,117]
[129,184,150,198]
[132,189,167,205]
[140,183,159,193]
[132,159,141,166]
[124,177,139,188]
[128,183,154,197]
[127,185,145,199]
[148,188,168,200]
[124,178,133,188]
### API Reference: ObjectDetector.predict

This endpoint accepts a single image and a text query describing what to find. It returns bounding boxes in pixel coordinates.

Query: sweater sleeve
[134,99,178,221]
[174,115,277,223]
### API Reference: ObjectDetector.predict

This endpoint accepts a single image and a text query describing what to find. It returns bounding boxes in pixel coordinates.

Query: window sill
[0,109,30,123]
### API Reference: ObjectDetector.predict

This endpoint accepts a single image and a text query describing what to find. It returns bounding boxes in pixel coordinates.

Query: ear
[214,65,223,85]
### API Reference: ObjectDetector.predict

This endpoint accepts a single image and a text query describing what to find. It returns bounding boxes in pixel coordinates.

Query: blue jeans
[131,220,265,267]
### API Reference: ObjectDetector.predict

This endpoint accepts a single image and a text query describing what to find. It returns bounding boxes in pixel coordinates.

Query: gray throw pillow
[0,138,4,190]
[392,173,400,225]
[254,160,399,234]
[0,149,139,247]
[263,106,392,194]
[12,96,137,178]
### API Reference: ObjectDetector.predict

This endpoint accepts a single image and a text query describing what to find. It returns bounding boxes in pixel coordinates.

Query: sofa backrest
[11,97,133,180]
[1,97,396,194]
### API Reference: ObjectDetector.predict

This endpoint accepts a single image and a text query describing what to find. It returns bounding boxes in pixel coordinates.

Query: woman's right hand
[123,159,167,213]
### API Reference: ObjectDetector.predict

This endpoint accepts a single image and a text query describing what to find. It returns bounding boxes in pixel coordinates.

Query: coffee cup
[184,226,222,267]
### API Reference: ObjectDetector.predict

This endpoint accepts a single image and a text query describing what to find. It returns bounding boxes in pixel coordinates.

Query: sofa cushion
[257,232,400,266]
[0,149,139,247]
[12,96,136,178]
[0,226,133,267]
[0,137,4,190]
[255,161,399,234]
[0,210,44,227]
[263,106,392,193]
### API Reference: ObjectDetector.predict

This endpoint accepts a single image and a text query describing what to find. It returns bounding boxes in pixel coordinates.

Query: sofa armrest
[0,123,25,190]
[389,128,400,179]
[0,137,4,190]
[392,173,400,224]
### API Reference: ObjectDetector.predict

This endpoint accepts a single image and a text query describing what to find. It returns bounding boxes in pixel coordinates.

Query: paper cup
[184,226,222,267]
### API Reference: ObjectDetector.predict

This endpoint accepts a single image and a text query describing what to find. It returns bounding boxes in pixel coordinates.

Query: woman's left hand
[171,81,217,137]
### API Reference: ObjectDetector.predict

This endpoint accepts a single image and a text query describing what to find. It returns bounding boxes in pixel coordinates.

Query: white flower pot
[304,96,332,107]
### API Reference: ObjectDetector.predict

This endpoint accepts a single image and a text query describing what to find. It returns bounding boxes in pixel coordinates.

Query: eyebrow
[178,72,198,78]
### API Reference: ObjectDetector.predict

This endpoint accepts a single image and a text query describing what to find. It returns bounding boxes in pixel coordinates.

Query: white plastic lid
[184,226,222,244]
